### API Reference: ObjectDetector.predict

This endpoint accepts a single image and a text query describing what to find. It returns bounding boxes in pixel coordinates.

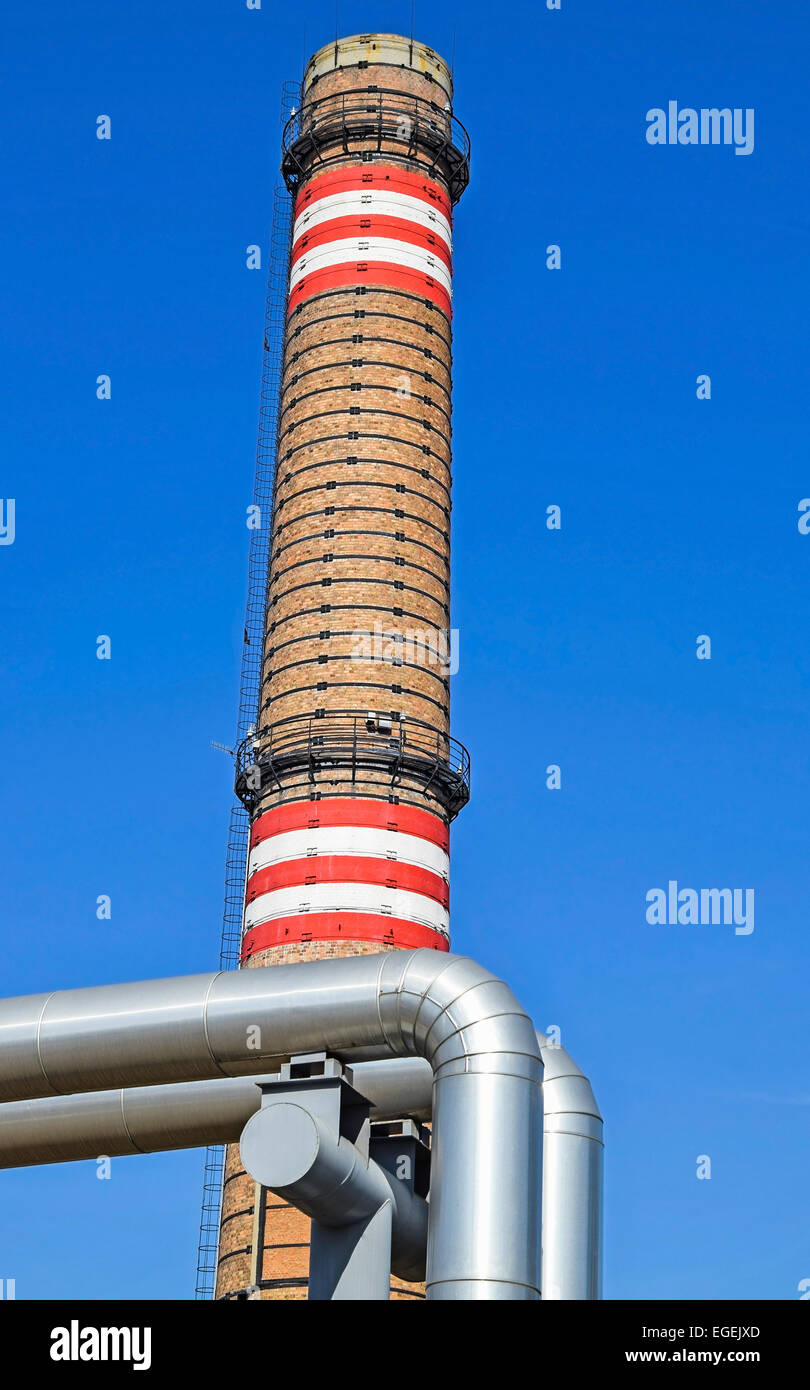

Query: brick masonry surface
[214,939,425,1301]
[214,40,460,1302]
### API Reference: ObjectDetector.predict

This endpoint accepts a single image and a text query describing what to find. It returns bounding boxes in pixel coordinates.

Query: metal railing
[282,89,470,204]
[235,711,470,820]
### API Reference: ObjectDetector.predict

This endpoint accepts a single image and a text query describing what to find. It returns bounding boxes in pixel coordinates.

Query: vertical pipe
[376,950,544,1301]
[428,1064,543,1300]
[539,1040,603,1300]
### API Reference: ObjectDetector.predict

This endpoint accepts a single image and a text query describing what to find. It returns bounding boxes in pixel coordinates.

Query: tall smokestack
[215,32,470,1301]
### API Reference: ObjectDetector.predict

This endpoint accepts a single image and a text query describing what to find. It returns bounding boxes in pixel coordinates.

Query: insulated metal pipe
[539,1040,603,1301]
[0,1032,603,1300]
[0,1059,433,1168]
[346,1058,432,1121]
[0,950,543,1301]
[239,1100,428,1282]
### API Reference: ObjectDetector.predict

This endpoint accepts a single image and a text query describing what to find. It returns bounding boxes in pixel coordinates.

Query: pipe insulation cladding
[0,1060,434,1167]
[0,1041,603,1300]
[0,949,543,1300]
[540,1042,603,1301]
[239,1099,429,1284]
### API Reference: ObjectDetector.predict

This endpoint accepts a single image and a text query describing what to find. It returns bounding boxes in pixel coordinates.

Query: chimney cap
[303,33,453,100]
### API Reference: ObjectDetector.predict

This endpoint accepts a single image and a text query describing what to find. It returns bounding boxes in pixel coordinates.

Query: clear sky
[2,0,808,1301]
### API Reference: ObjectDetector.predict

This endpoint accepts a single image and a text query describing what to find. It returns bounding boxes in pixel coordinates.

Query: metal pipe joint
[239,1054,429,1294]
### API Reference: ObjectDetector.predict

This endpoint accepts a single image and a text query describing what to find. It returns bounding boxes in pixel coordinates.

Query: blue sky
[2,0,808,1300]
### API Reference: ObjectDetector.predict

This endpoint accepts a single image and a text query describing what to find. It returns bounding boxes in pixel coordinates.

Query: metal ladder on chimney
[194,80,299,1300]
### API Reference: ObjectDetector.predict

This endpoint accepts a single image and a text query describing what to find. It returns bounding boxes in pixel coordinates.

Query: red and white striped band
[241,798,450,959]
[293,190,452,252]
[288,165,453,318]
[294,165,452,222]
[241,914,448,958]
[250,799,449,851]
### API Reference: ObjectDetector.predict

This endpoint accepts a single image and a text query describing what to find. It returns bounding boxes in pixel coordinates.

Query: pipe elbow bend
[376,950,543,1083]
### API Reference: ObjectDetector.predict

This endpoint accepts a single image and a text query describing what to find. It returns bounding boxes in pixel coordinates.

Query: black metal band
[255,778,452,822]
[265,651,451,695]
[288,283,452,329]
[279,405,452,456]
[267,550,450,596]
[272,528,449,570]
[269,574,449,620]
[217,1207,254,1227]
[275,502,449,542]
[285,342,452,392]
[287,289,453,354]
[262,678,449,719]
[247,1277,310,1291]
[268,599,450,636]
[279,429,451,478]
[268,625,449,659]
[261,704,445,734]
[276,457,451,507]
[281,380,451,430]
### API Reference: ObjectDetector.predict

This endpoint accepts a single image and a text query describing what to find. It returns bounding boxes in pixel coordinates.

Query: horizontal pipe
[0,1031,602,1300]
[0,1058,433,1169]
[346,1057,432,1122]
[0,955,483,1102]
[0,950,543,1300]
[0,1037,603,1300]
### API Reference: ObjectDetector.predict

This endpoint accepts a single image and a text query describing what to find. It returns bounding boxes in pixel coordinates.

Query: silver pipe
[538,1039,603,1300]
[239,1099,428,1282]
[0,1059,434,1169]
[0,1032,602,1300]
[345,1057,432,1121]
[383,951,543,1301]
[0,950,543,1301]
